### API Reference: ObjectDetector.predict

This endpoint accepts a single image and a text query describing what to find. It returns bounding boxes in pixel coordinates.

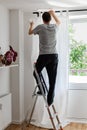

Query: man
[28,10,60,106]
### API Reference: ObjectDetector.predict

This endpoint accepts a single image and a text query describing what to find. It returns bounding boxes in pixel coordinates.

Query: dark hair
[42,12,51,23]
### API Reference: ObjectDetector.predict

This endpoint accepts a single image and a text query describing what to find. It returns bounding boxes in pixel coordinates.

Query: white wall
[9,11,39,123]
[0,4,11,130]
[9,10,38,124]
[10,10,24,123]
[10,10,20,122]
[0,4,10,96]
[67,80,87,123]
[24,12,39,116]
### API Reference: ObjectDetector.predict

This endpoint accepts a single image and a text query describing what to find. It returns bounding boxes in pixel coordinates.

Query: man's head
[42,12,51,24]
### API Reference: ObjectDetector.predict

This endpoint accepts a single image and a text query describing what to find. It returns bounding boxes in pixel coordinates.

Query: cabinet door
[0,94,12,129]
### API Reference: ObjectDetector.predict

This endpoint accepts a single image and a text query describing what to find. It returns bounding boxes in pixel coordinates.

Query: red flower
[1,45,18,65]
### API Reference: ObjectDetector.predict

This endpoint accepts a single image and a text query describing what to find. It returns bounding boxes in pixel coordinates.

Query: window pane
[69,20,87,76]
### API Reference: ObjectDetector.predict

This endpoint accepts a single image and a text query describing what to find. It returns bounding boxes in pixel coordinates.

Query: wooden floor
[5,123,87,130]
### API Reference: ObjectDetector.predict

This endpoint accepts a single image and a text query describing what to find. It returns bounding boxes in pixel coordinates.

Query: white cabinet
[0,93,12,130]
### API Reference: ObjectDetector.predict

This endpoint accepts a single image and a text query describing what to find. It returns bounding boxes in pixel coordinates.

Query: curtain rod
[33,9,87,17]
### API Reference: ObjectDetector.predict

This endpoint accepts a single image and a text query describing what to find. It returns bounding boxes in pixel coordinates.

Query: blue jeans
[33,54,58,106]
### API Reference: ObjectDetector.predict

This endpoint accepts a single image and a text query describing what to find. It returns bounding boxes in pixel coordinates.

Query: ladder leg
[52,105,63,130]
[27,95,38,127]
[34,67,48,105]
[47,107,56,130]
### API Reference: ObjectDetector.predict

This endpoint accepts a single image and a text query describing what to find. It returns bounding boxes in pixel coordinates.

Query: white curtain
[55,12,69,126]
[30,11,70,128]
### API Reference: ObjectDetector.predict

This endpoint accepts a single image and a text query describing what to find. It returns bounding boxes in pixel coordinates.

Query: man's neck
[44,21,50,25]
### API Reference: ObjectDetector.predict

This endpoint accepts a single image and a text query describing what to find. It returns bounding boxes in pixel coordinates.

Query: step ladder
[22,64,63,130]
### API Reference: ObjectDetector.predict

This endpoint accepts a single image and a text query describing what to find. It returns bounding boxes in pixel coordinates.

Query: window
[69,15,87,84]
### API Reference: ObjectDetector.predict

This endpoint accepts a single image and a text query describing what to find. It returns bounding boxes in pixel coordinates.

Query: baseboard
[11,118,25,125]
[11,120,22,125]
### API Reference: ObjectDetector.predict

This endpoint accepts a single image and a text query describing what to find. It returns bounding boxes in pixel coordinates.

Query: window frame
[68,13,87,89]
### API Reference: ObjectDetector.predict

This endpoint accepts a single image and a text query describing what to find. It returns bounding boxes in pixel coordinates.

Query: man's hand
[30,21,34,27]
[28,21,34,35]
[48,10,61,25]
[48,10,55,15]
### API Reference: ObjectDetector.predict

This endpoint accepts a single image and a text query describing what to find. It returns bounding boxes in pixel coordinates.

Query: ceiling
[0,0,87,12]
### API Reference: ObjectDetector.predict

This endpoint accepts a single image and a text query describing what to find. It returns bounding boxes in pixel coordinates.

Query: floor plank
[5,123,87,130]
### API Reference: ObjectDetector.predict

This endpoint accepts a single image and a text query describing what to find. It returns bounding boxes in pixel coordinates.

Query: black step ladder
[22,64,63,130]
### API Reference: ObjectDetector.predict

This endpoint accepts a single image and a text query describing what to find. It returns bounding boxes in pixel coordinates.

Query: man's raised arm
[28,21,34,35]
[49,10,61,25]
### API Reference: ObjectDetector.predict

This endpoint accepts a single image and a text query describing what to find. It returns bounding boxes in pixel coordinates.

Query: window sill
[69,75,87,83]
[69,76,87,90]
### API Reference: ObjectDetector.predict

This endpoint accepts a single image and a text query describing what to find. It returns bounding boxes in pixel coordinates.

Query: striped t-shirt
[33,24,59,55]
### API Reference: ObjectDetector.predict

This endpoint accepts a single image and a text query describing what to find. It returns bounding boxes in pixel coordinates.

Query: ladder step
[47,112,58,119]
[48,113,59,121]
[52,112,58,119]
